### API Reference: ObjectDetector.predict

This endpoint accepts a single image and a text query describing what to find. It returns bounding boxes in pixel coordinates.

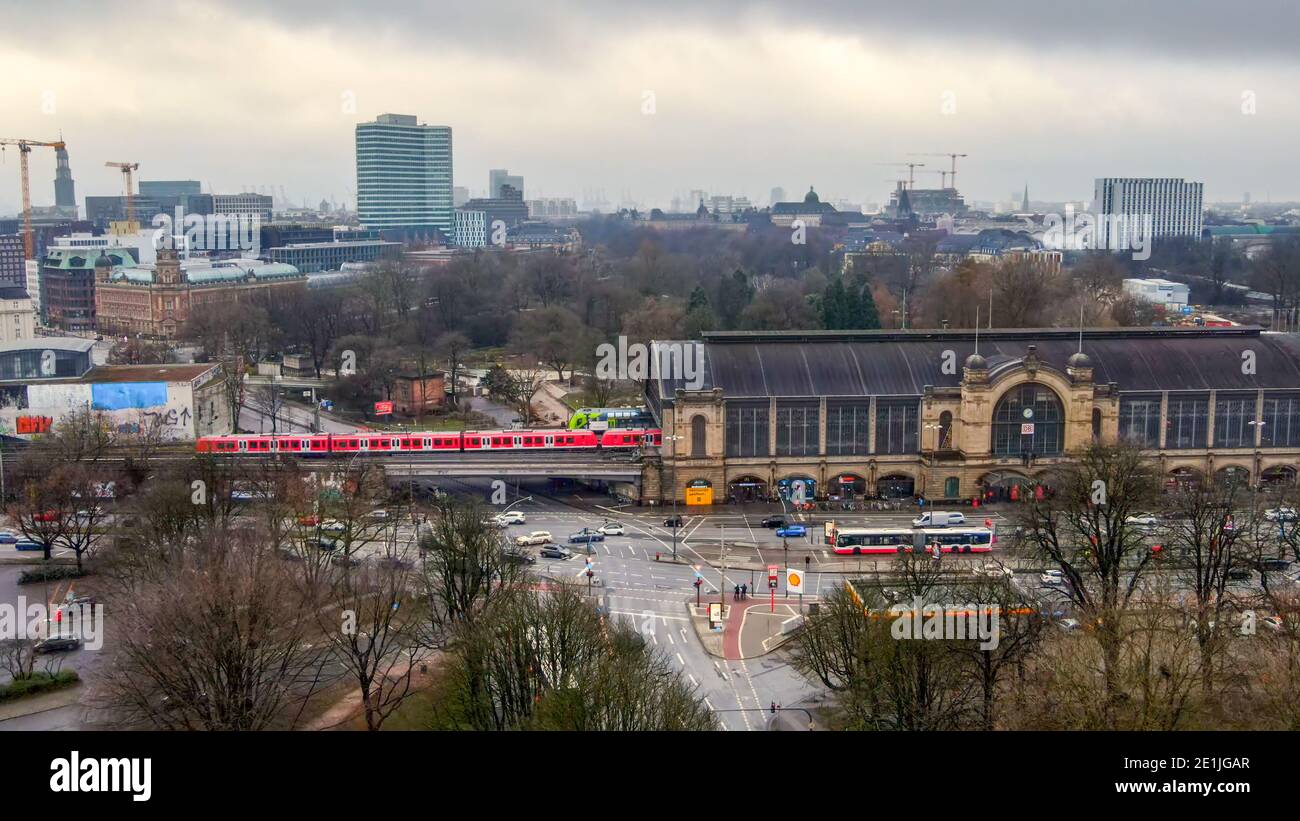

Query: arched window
[691,414,707,457]
[938,411,953,449]
[992,384,1064,456]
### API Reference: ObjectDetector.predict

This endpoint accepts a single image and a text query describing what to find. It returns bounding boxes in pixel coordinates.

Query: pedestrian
[733,584,739,601]
[741,583,748,600]
[770,701,776,714]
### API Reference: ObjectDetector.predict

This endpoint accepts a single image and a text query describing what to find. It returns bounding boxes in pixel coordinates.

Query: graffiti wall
[0,380,199,440]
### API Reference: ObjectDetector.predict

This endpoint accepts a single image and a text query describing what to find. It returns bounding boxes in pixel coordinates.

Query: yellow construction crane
[909,152,968,188]
[105,161,141,228]
[0,137,67,259]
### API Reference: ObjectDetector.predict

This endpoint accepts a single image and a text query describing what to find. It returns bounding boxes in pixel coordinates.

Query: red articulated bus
[195,428,660,455]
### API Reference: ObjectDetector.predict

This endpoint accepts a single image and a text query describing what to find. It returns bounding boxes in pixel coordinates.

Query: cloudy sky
[1,0,1297,214]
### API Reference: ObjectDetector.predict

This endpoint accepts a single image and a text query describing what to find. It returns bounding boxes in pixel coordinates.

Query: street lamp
[663,410,686,562]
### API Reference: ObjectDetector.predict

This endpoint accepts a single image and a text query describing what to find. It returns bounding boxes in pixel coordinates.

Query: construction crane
[105,161,141,227]
[910,152,968,189]
[0,137,67,259]
[924,169,951,188]
[876,161,925,188]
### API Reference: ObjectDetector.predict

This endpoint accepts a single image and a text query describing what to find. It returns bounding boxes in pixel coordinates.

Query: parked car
[367,509,390,520]
[539,545,573,560]
[34,636,82,653]
[501,546,536,565]
[912,511,965,528]
[14,540,42,552]
[597,522,626,536]
[760,515,786,528]
[1056,618,1082,633]
[1125,513,1161,529]
[1040,569,1066,587]
[663,516,683,528]
[1227,566,1253,581]
[483,518,509,530]
[980,562,1014,578]
[0,532,17,544]
[310,536,341,552]
[495,510,526,525]
[515,531,552,547]
[297,515,321,527]
[569,529,606,544]
[1261,558,1292,572]
[319,520,347,535]
[775,525,807,538]
[1265,507,1299,523]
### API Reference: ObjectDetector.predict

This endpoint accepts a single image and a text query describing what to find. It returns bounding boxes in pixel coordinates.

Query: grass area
[0,669,80,703]
[380,687,442,730]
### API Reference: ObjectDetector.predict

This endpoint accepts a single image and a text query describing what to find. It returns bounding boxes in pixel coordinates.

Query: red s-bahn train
[195,428,663,455]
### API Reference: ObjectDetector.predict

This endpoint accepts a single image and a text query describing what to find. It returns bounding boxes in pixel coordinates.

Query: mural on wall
[2,381,198,441]
[91,382,169,411]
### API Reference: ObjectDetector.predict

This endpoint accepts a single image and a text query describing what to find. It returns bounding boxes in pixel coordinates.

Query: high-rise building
[769,187,786,207]
[453,186,470,208]
[53,146,76,214]
[489,169,524,200]
[356,113,453,238]
[1093,177,1204,249]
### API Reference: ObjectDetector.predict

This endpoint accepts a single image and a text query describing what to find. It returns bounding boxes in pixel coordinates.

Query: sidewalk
[688,595,805,661]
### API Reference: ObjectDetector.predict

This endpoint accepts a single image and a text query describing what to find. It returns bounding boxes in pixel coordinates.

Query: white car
[1265,507,1299,523]
[1040,569,1066,587]
[980,562,1013,578]
[367,509,390,520]
[1125,513,1161,529]
[514,531,552,547]
[495,510,526,525]
[1056,618,1082,633]
[320,520,347,535]
[597,522,625,536]
[912,511,965,528]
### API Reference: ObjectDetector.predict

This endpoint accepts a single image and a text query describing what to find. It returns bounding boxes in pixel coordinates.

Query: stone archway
[727,475,768,504]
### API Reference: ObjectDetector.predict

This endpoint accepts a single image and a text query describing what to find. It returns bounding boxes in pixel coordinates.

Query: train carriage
[196,427,660,455]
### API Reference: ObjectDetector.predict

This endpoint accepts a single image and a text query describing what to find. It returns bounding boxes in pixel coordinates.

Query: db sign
[785,568,803,595]
[1020,423,1035,435]
[375,401,394,415]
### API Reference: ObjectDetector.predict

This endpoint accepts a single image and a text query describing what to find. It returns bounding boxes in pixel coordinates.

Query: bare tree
[1017,443,1162,724]
[93,532,329,730]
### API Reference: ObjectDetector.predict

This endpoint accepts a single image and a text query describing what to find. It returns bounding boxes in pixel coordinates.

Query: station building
[642,327,1300,505]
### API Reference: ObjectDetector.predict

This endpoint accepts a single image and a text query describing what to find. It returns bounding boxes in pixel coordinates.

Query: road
[239,399,366,434]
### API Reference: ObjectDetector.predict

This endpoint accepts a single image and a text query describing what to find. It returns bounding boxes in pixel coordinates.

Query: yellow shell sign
[785,568,804,594]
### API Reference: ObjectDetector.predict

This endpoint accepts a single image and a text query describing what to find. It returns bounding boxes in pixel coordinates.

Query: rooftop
[78,364,219,384]
[649,327,1300,400]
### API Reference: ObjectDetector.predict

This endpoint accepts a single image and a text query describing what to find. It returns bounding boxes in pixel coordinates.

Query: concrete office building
[1093,177,1204,249]
[356,113,453,239]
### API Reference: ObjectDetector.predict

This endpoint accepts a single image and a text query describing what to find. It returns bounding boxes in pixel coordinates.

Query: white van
[911,511,966,528]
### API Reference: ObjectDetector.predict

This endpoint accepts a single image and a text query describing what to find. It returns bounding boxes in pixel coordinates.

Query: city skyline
[1,0,1298,214]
